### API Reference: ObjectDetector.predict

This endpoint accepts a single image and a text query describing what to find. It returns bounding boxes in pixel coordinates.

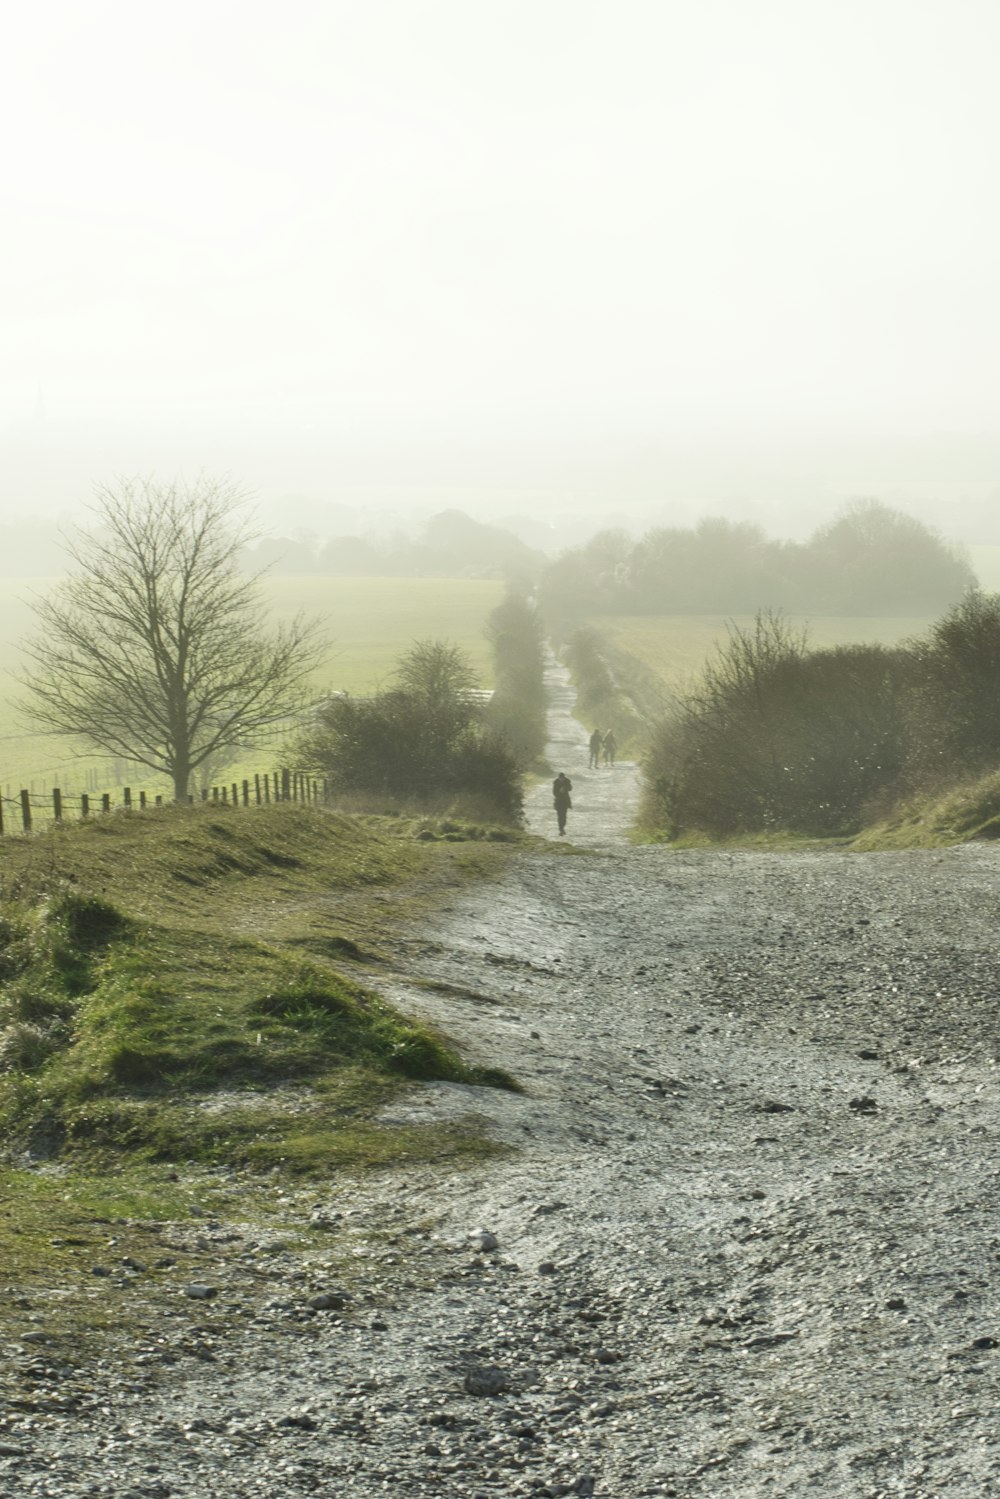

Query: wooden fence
[0,770,331,837]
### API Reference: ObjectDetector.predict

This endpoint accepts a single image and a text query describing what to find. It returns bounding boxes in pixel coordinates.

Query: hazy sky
[4,0,1000,538]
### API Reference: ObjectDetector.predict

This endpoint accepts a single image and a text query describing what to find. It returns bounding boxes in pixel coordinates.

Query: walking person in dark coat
[588,728,603,769]
[552,771,573,836]
[602,730,617,766]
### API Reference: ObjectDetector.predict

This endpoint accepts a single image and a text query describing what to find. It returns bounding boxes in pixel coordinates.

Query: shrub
[563,627,644,751]
[643,613,913,837]
[909,590,1000,779]
[297,639,524,824]
[485,591,548,766]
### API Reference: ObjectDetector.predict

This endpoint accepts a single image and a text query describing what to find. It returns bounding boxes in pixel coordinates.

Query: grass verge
[0,801,521,1352]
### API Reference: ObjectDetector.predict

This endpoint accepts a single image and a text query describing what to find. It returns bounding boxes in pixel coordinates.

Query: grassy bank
[0,801,521,1346]
[654,770,1000,852]
[847,769,1000,850]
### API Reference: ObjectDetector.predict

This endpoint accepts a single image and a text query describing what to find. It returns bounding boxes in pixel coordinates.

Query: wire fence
[0,768,331,837]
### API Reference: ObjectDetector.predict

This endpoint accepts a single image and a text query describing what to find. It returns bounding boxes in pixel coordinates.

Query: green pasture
[1,576,504,817]
[595,547,1000,698]
[598,613,942,703]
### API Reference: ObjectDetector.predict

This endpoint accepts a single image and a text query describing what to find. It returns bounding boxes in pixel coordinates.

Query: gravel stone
[6,660,1000,1497]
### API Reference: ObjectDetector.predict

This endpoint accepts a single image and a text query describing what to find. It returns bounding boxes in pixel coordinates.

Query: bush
[909,590,1000,779]
[563,627,644,751]
[643,613,913,837]
[485,592,548,766]
[297,640,524,824]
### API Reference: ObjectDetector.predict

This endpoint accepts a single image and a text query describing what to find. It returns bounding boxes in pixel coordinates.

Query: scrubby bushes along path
[562,626,654,756]
[483,591,548,768]
[643,593,1000,840]
[296,639,523,824]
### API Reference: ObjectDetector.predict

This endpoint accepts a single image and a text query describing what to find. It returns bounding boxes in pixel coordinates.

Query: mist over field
[3,0,1000,553]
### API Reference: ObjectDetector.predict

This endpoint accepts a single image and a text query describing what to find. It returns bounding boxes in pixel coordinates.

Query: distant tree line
[642,592,1000,839]
[245,509,543,585]
[540,501,975,620]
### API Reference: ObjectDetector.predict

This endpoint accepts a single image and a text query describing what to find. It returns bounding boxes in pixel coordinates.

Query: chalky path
[4,661,998,1498]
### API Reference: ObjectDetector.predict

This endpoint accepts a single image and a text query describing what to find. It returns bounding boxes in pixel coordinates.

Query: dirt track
[5,662,999,1497]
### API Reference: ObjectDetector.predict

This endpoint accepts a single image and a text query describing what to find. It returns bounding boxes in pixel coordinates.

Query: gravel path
[4,662,999,1498]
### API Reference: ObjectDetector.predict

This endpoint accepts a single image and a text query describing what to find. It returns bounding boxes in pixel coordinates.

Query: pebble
[463,1365,510,1396]
[307,1291,347,1311]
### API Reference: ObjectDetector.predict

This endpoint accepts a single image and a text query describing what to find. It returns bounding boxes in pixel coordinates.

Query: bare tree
[19,477,326,801]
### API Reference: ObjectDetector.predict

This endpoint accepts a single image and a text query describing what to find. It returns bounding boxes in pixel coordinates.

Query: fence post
[81,793,90,818]
[101,793,111,814]
[139,790,147,809]
[155,795,163,806]
[281,769,290,801]
[232,782,238,806]
[52,788,62,821]
[123,787,132,810]
[0,796,4,836]
[263,773,270,804]
[212,787,219,802]
[20,790,31,833]
[242,779,250,806]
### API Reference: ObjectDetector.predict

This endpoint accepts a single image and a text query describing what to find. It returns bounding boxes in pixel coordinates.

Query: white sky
[3,0,1000,538]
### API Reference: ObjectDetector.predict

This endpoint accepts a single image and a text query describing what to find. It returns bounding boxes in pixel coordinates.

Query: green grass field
[1,576,504,817]
[598,613,941,703]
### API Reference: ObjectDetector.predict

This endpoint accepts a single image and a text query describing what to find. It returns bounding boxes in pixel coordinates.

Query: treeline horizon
[0,493,983,618]
[248,498,981,619]
[541,500,976,619]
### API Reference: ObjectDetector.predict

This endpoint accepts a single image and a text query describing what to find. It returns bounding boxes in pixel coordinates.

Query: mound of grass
[849,769,1000,850]
[0,803,519,1177]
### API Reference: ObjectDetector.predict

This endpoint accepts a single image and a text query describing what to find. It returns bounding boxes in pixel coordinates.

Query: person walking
[552,771,573,836]
[588,728,603,769]
[602,730,617,766]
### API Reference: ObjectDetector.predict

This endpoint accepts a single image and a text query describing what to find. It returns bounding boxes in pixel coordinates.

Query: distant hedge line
[541,501,974,622]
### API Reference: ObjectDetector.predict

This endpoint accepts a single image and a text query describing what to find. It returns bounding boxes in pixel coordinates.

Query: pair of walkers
[555,728,621,836]
[588,727,617,768]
